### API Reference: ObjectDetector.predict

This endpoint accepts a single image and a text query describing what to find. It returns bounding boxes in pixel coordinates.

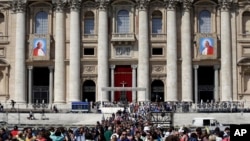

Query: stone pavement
[1,112,250,128]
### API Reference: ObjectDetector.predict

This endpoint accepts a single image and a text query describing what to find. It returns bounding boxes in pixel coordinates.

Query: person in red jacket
[201,40,214,55]
[10,125,18,138]
[33,41,45,56]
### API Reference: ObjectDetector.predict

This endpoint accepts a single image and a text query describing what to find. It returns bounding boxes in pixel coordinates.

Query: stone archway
[151,80,164,102]
[82,80,96,102]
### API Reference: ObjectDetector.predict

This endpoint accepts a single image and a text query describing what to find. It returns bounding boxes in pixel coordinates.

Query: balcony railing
[111,33,135,42]
[150,33,167,42]
[0,36,9,44]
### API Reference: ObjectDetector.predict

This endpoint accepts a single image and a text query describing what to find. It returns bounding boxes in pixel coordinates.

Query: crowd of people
[0,106,231,141]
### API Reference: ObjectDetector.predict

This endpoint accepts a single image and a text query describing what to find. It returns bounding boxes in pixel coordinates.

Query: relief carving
[84,65,96,73]
[152,65,164,73]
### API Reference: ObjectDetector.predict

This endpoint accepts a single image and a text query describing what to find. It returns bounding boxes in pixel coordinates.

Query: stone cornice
[218,0,232,12]
[12,0,27,13]
[95,0,109,11]
[70,0,82,11]
[52,0,67,12]
[136,0,150,11]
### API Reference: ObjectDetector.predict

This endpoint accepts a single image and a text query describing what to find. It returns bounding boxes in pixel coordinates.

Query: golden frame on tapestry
[196,33,217,59]
[29,34,51,60]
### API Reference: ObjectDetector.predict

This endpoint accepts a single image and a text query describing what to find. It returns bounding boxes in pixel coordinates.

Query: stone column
[28,66,33,105]
[131,65,137,102]
[220,1,232,101]
[166,0,178,101]
[214,65,220,102]
[97,0,109,101]
[110,65,115,102]
[49,66,54,105]
[53,1,66,103]
[69,0,81,102]
[137,0,149,102]
[194,65,199,107]
[13,0,27,103]
[181,0,192,102]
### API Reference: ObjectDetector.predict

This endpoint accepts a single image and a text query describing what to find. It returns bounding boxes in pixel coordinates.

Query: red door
[114,65,132,102]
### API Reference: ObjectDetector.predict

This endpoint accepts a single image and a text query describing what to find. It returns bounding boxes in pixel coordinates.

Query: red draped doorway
[114,65,132,102]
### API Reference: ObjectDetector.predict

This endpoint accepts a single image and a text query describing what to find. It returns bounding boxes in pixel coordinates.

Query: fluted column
[220,1,232,101]
[137,0,149,102]
[49,66,54,105]
[110,65,115,102]
[131,65,137,102]
[97,0,109,101]
[28,66,33,104]
[53,1,66,103]
[214,65,220,102]
[181,0,193,102]
[69,0,81,102]
[166,0,178,101]
[13,0,27,103]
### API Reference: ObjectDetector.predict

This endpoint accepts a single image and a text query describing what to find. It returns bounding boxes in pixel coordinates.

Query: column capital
[95,0,109,11]
[193,65,199,69]
[52,0,67,12]
[12,0,27,13]
[70,0,82,11]
[182,0,193,11]
[214,65,220,70]
[131,64,138,69]
[219,0,232,12]
[136,0,150,11]
[110,65,115,69]
[48,66,54,70]
[27,66,33,70]
[164,0,179,11]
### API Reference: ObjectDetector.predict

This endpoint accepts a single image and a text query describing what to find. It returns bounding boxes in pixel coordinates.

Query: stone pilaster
[220,0,232,101]
[13,0,27,103]
[110,65,115,102]
[214,65,220,102]
[69,0,81,102]
[53,1,66,103]
[181,0,193,102]
[137,0,149,102]
[96,0,109,101]
[166,0,178,101]
[27,66,33,105]
[49,66,54,105]
[131,65,137,102]
[193,65,199,106]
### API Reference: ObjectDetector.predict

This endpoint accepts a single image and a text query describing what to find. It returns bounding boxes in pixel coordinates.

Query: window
[199,10,211,33]
[84,48,94,55]
[117,10,130,33]
[243,11,250,34]
[0,13,4,35]
[84,11,94,34]
[152,11,162,33]
[152,48,163,55]
[35,11,48,34]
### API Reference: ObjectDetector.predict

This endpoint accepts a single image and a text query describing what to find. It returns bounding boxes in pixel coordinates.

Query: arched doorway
[151,80,164,102]
[82,80,96,102]
[32,67,49,103]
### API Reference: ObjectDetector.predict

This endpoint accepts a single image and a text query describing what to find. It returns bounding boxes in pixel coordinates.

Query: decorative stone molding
[152,76,166,83]
[83,65,96,73]
[182,0,193,11]
[52,0,67,12]
[164,0,179,10]
[131,64,137,69]
[82,76,97,84]
[70,0,82,11]
[152,65,165,73]
[110,65,115,69]
[12,0,27,13]
[219,0,232,12]
[136,0,150,11]
[96,0,109,11]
